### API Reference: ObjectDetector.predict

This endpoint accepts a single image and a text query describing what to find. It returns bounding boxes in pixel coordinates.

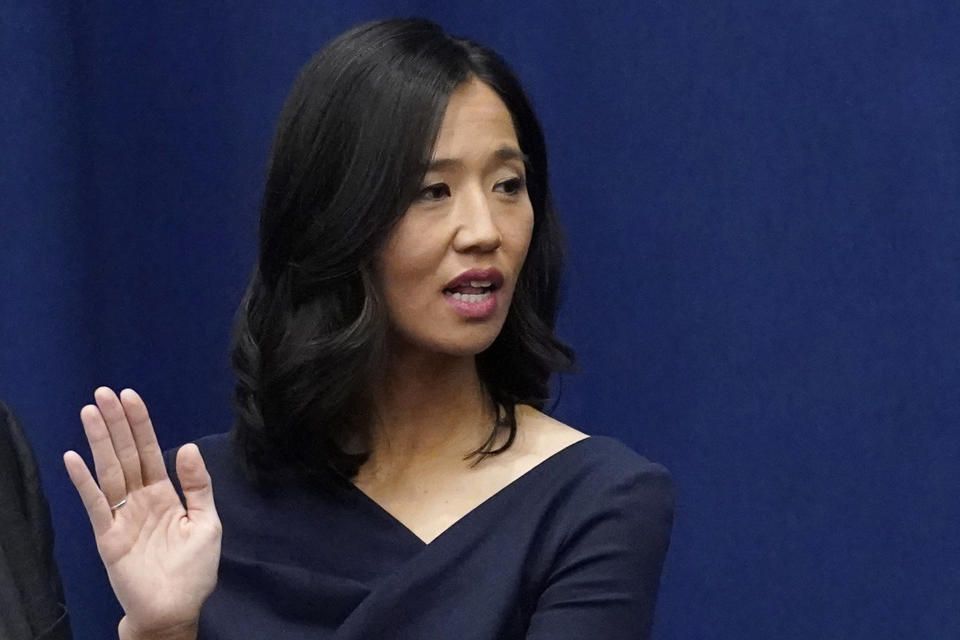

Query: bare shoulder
[466,405,588,490]
[510,404,589,464]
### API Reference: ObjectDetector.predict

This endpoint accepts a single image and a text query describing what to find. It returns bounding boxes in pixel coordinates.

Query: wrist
[118,616,198,640]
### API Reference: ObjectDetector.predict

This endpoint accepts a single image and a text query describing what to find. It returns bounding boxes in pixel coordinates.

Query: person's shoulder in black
[0,401,73,640]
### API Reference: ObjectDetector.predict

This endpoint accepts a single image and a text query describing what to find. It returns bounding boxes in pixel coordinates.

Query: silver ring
[110,498,127,511]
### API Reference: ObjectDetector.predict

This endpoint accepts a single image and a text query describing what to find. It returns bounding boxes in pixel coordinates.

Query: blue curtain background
[3,2,958,638]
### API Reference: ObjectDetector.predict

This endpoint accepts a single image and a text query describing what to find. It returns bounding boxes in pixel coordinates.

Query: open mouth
[443,280,499,303]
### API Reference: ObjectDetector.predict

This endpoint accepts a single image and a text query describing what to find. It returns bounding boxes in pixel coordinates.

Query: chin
[432,333,500,358]
[388,312,509,359]
[403,323,504,358]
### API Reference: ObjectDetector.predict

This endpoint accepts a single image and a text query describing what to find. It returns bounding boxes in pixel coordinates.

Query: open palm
[64,388,221,638]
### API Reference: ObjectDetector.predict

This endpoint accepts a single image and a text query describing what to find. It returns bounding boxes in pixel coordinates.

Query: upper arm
[524,463,675,640]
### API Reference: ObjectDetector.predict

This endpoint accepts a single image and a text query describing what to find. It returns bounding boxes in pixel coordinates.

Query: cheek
[508,207,535,263]
[378,224,431,286]
[376,224,444,318]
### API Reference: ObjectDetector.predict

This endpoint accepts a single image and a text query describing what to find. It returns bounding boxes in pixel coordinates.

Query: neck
[362,346,496,478]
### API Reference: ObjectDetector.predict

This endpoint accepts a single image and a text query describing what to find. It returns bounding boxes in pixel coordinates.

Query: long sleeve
[524,462,674,639]
[0,401,72,640]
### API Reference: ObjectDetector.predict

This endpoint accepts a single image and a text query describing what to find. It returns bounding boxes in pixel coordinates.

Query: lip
[442,268,504,320]
[442,268,505,291]
[443,289,499,319]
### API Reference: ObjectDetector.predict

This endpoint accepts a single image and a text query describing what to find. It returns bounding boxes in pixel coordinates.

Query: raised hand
[63,388,221,640]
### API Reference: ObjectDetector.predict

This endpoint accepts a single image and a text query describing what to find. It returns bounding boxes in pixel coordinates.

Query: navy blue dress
[170,432,673,639]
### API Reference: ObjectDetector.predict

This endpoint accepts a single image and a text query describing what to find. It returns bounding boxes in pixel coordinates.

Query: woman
[64,18,674,640]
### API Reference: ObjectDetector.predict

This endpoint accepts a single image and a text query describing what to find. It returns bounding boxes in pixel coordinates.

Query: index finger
[118,388,168,486]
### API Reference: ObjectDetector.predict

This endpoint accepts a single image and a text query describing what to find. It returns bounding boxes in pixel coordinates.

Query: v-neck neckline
[343,435,596,547]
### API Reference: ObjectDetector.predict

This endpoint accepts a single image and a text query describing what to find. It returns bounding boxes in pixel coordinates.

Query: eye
[494,176,526,196]
[418,183,451,201]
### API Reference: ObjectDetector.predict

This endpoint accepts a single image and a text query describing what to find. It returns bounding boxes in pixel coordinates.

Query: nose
[451,185,501,254]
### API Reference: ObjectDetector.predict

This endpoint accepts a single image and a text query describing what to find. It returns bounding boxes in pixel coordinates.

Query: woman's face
[377,78,534,358]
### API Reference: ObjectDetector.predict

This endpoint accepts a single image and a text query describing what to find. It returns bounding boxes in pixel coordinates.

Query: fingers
[176,444,218,521]
[119,388,168,485]
[63,450,113,536]
[94,387,144,492]
[80,402,128,506]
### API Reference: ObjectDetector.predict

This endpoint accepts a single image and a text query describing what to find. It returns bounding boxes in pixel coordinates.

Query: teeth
[469,280,492,288]
[452,291,492,303]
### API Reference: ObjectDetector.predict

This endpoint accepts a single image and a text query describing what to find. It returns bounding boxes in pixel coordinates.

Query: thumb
[176,443,217,519]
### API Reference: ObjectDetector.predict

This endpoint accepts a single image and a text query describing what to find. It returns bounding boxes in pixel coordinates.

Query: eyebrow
[426,146,530,171]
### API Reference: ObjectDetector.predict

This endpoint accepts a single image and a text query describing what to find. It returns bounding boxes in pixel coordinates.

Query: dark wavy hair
[231,18,574,485]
